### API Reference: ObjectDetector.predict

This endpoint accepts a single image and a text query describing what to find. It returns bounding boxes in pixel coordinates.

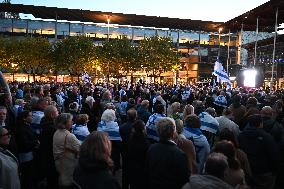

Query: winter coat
[73,156,121,189]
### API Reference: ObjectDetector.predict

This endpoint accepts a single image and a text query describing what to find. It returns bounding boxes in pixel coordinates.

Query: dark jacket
[15,122,38,154]
[39,117,57,177]
[239,126,280,175]
[128,133,150,189]
[73,156,121,189]
[145,141,190,189]
[137,106,151,124]
[262,116,284,144]
[182,175,233,189]
[80,103,97,132]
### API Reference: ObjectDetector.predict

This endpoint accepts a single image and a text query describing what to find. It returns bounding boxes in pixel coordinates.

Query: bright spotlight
[243,69,257,88]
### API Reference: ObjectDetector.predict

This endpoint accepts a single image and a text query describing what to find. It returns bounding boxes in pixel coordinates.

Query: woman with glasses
[0,127,21,189]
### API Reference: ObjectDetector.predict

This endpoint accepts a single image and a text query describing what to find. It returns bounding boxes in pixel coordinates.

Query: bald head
[261,106,273,117]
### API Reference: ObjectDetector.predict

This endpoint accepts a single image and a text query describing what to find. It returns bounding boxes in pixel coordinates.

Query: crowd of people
[0,81,284,189]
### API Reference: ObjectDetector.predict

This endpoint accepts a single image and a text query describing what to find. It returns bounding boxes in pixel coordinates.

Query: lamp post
[107,16,110,42]
[218,27,222,58]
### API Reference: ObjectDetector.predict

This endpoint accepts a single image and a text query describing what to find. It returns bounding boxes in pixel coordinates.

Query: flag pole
[226,29,231,74]
[253,17,259,67]
[270,8,278,91]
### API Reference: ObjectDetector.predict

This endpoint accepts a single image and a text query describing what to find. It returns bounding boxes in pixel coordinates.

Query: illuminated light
[229,77,236,81]
[218,27,223,33]
[244,69,257,88]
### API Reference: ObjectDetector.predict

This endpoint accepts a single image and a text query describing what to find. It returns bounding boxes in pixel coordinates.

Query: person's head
[17,110,32,124]
[75,114,89,125]
[219,128,238,148]
[247,97,258,107]
[80,131,113,168]
[175,119,184,135]
[0,106,7,122]
[156,117,176,142]
[69,102,79,113]
[131,120,146,134]
[204,152,229,179]
[206,107,217,117]
[171,102,180,114]
[15,99,26,107]
[0,127,11,146]
[184,114,201,129]
[121,95,128,102]
[247,114,263,128]
[141,100,149,108]
[231,94,241,108]
[154,104,164,114]
[44,105,59,121]
[55,113,73,130]
[183,104,194,118]
[37,98,49,111]
[127,108,137,122]
[101,109,116,122]
[102,90,112,101]
[212,140,240,170]
[85,96,95,107]
[261,106,273,117]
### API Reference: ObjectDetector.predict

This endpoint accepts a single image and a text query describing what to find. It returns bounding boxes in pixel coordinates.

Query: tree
[138,36,179,81]
[16,37,53,81]
[53,36,96,81]
[0,37,23,73]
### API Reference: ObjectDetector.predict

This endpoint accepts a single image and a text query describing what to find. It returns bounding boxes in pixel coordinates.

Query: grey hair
[55,113,73,129]
[156,117,176,141]
[30,96,39,108]
[44,105,58,119]
[101,109,116,122]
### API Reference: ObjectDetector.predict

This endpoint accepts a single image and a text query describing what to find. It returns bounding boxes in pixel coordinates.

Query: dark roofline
[0,3,223,32]
[243,34,284,49]
[222,0,284,32]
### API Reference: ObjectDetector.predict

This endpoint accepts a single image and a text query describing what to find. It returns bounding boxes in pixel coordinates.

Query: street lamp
[107,16,110,41]
[218,27,223,57]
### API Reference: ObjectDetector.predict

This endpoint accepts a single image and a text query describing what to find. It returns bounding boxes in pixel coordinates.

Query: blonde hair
[183,104,195,121]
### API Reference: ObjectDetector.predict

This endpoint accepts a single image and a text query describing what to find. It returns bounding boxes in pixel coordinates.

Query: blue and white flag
[199,112,219,134]
[213,60,231,88]
[82,72,90,83]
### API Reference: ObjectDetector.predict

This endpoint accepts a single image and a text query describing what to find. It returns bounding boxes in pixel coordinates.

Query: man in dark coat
[239,114,280,189]
[260,106,284,144]
[145,117,190,189]
[137,100,151,124]
[39,105,59,189]
[119,109,137,189]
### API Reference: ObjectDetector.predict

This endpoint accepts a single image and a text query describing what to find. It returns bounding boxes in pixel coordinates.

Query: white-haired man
[145,117,190,189]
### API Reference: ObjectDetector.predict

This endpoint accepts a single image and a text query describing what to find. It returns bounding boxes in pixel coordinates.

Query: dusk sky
[13,0,269,22]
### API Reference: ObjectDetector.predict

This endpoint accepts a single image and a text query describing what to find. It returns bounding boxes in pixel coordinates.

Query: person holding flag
[212,59,231,88]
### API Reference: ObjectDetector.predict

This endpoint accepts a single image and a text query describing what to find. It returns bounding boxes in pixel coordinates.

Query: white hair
[101,109,116,122]
[85,96,95,104]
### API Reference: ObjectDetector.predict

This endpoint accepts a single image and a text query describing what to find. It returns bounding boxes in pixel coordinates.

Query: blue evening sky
[13,0,269,22]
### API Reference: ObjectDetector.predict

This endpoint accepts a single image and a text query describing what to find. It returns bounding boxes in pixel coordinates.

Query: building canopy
[0,3,222,32]
[222,0,284,32]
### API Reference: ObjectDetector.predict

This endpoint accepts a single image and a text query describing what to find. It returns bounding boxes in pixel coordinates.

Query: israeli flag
[213,60,231,88]
[199,112,219,134]
[82,72,90,83]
